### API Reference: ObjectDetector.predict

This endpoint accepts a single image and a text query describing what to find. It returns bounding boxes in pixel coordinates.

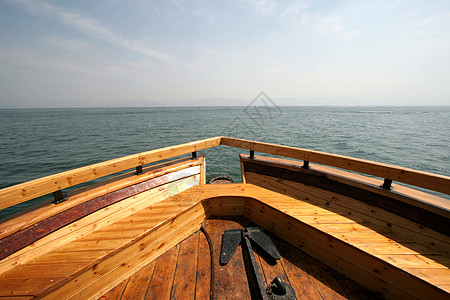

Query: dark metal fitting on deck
[380,178,393,190]
[53,190,68,204]
[191,151,197,159]
[250,150,255,159]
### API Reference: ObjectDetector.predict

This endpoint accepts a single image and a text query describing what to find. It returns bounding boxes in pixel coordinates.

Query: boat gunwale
[1,136,449,213]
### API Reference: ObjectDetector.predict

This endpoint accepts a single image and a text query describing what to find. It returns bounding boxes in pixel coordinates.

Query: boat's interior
[0,136,448,299]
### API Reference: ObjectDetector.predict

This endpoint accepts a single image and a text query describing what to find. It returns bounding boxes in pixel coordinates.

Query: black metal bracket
[192,151,197,159]
[220,227,295,300]
[302,160,310,169]
[250,150,255,159]
[380,178,392,190]
[53,190,68,204]
[135,165,143,175]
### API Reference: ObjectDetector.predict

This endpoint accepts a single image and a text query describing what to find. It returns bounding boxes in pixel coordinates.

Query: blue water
[1,106,449,219]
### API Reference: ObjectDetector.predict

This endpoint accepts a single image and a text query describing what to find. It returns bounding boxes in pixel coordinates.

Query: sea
[1,106,449,219]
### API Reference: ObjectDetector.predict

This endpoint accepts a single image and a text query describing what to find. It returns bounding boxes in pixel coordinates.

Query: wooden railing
[0,137,221,211]
[0,136,449,211]
[221,137,450,196]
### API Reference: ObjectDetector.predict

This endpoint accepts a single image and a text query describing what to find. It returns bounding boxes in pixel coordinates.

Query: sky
[0,0,449,107]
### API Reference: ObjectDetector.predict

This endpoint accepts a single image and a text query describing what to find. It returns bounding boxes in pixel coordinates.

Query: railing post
[250,150,255,159]
[302,161,310,169]
[53,190,67,204]
[381,179,393,190]
[192,151,197,159]
[135,165,143,175]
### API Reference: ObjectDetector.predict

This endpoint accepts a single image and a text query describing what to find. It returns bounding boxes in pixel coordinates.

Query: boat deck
[0,183,448,299]
[99,217,376,299]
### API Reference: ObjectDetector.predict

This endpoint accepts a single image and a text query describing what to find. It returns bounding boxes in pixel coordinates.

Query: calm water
[1,106,449,218]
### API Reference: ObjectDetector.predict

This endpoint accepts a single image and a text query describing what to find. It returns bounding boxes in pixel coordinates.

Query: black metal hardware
[302,160,310,169]
[266,276,296,299]
[250,150,255,159]
[380,178,392,190]
[53,190,67,204]
[192,151,197,159]
[220,227,295,300]
[135,165,143,175]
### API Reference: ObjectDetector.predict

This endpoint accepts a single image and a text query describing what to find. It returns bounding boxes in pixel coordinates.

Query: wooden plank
[241,154,450,215]
[120,259,156,299]
[97,278,128,300]
[77,214,204,300]
[195,229,211,300]
[332,272,379,300]
[243,161,450,235]
[0,157,204,241]
[244,172,450,253]
[244,198,449,299]
[0,168,197,260]
[0,297,35,300]
[405,268,450,286]
[41,202,207,299]
[170,233,199,299]
[275,243,322,299]
[204,218,252,300]
[0,278,66,297]
[353,242,439,255]
[145,244,180,300]
[0,137,220,210]
[0,176,199,274]
[300,254,349,299]
[208,196,246,216]
[222,136,450,195]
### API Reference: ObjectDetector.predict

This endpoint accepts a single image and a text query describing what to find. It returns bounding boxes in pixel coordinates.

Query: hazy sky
[1,0,449,107]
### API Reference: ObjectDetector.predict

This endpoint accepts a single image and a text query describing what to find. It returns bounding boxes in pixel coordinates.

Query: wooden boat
[0,136,449,299]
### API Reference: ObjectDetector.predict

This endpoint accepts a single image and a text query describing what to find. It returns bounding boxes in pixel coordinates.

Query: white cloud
[10,0,174,63]
[41,36,91,51]
[245,0,277,17]
[192,9,215,23]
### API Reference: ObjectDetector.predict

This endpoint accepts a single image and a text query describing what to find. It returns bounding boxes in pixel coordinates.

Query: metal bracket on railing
[53,190,68,204]
[250,150,255,159]
[135,165,143,175]
[380,178,392,190]
[302,161,310,169]
[191,151,197,159]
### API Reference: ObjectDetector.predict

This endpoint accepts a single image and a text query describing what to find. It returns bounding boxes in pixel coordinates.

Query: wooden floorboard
[99,217,376,299]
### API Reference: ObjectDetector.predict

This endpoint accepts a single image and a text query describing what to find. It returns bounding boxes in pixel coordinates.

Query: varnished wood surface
[0,137,219,210]
[240,154,450,216]
[222,136,450,195]
[0,156,205,241]
[100,217,376,299]
[241,157,449,235]
[0,181,448,299]
[2,136,449,213]
[0,166,201,261]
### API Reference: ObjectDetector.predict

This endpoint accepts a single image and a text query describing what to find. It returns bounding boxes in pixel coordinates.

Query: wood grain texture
[243,169,450,252]
[0,137,219,210]
[222,136,450,195]
[0,157,204,240]
[0,168,199,260]
[241,154,450,216]
[99,217,375,299]
[242,160,450,236]
[0,180,448,299]
[170,233,199,299]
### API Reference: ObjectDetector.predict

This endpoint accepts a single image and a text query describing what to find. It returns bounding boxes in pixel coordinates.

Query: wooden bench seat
[0,177,206,299]
[201,183,450,299]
